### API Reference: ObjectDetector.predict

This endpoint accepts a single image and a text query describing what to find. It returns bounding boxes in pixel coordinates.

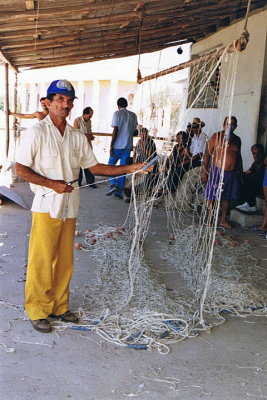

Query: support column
[4,63,9,159]
[7,72,19,164]
[13,73,18,135]
[74,80,85,121]
[29,83,37,112]
[108,79,118,133]
[92,79,100,131]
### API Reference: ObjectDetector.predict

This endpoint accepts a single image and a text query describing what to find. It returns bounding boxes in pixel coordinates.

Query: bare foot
[219,221,233,229]
[257,225,267,231]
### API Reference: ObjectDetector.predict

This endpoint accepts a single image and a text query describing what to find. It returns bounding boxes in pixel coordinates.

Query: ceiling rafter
[0,0,265,71]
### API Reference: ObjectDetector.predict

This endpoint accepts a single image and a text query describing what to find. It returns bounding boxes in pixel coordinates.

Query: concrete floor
[0,182,266,400]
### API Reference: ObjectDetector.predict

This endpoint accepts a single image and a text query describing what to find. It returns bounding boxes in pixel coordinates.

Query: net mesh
[72,46,267,352]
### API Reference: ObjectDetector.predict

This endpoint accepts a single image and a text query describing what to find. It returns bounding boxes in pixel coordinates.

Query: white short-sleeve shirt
[190,131,208,157]
[16,115,98,219]
[74,116,92,135]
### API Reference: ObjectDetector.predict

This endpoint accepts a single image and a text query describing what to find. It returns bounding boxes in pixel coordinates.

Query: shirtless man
[201,116,243,228]
[9,97,48,121]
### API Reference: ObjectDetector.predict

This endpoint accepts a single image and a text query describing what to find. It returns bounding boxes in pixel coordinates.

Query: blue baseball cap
[46,79,77,98]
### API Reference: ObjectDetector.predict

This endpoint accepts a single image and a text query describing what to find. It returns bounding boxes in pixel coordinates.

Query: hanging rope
[234,0,252,52]
[137,0,252,84]
[34,0,40,50]
[243,0,252,30]
[137,11,144,82]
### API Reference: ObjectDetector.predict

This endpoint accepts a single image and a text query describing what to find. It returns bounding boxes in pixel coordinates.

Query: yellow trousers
[25,212,76,320]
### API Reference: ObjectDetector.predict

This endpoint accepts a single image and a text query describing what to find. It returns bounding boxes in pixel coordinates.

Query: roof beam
[25,1,35,11]
[0,0,265,71]
[0,49,18,73]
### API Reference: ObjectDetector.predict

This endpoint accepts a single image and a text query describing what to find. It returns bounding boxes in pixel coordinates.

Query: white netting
[68,45,267,352]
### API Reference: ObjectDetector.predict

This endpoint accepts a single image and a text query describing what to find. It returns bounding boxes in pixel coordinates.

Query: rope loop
[234,29,250,52]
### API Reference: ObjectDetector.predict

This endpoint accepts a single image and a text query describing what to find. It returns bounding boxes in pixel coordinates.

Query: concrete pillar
[19,84,27,113]
[75,80,85,117]
[40,82,47,99]
[92,80,100,131]
[4,63,9,159]
[29,83,38,112]
[108,79,118,133]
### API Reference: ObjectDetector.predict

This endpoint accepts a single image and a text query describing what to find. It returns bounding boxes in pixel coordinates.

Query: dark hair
[141,127,148,135]
[46,93,56,101]
[223,115,237,127]
[117,97,128,108]
[40,97,46,102]
[177,131,190,147]
[83,107,93,115]
[251,143,264,155]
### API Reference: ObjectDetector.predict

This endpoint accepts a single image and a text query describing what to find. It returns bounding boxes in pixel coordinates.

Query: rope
[137,11,144,82]
[34,0,40,50]
[137,0,252,84]
[243,0,252,30]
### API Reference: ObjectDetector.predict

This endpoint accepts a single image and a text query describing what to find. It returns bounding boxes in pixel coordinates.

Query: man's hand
[85,133,95,142]
[128,162,154,175]
[50,180,75,194]
[201,170,208,184]
[110,147,114,157]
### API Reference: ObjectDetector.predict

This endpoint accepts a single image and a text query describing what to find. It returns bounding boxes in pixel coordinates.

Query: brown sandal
[49,311,78,323]
[30,319,52,333]
[59,311,78,323]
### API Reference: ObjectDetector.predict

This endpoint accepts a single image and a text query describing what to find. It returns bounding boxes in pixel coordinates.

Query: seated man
[236,144,265,212]
[133,127,157,163]
[165,118,207,193]
[257,155,267,231]
[166,130,192,193]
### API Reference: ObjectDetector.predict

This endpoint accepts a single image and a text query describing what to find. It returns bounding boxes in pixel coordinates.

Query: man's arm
[9,111,36,119]
[15,163,75,194]
[110,126,118,157]
[73,119,80,129]
[89,162,152,177]
[201,134,216,183]
[10,111,46,121]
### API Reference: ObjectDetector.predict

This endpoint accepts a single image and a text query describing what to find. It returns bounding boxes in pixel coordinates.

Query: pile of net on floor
[72,184,267,353]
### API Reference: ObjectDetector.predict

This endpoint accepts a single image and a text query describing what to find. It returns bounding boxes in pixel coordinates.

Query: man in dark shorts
[201,116,243,228]
[205,165,239,202]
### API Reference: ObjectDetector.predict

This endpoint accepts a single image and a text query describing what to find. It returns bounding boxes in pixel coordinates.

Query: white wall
[184,9,267,169]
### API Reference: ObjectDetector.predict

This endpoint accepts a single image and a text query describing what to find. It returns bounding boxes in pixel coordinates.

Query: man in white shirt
[74,107,97,188]
[189,117,207,161]
[106,97,138,199]
[15,79,150,334]
[166,117,207,193]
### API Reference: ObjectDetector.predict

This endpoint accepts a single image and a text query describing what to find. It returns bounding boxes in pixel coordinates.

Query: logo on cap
[56,79,73,91]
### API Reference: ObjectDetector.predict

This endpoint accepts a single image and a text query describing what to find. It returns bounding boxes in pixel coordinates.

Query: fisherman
[15,79,151,333]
